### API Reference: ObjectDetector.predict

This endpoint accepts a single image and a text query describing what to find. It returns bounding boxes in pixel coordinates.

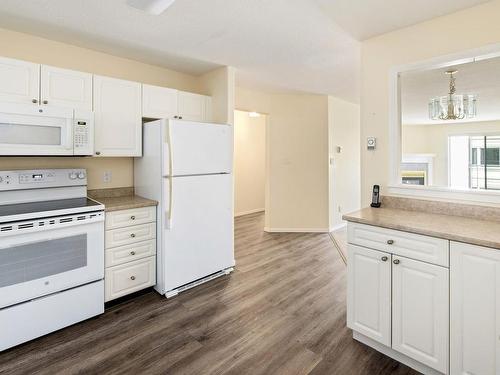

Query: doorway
[233,110,267,218]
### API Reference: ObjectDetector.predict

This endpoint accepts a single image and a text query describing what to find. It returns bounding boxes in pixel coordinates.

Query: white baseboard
[264,227,330,233]
[234,208,265,217]
[329,222,347,232]
[353,331,445,375]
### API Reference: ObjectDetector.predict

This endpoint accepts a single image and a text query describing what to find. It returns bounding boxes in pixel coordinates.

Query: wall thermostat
[367,137,376,150]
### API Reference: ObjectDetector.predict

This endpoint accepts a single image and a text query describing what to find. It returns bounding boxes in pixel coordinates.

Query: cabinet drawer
[105,206,156,230]
[348,223,449,267]
[105,223,156,249]
[105,256,156,302]
[105,239,156,268]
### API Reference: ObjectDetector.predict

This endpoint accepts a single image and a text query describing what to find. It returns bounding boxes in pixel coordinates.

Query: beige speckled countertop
[88,187,157,212]
[343,206,500,250]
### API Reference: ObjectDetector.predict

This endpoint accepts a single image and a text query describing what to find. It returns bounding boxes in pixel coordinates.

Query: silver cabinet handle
[393,259,400,265]
[387,239,394,245]
[130,215,136,220]
[130,276,136,280]
[130,251,136,255]
[42,100,48,104]
[32,98,38,103]
[381,256,388,262]
[95,151,101,155]
[179,116,183,119]
[130,233,136,238]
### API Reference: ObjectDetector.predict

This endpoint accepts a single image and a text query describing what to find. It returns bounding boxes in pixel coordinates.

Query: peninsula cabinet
[93,75,142,157]
[450,241,500,375]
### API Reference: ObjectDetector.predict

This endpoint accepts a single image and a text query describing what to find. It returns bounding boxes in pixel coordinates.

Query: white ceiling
[401,56,500,125]
[0,0,491,102]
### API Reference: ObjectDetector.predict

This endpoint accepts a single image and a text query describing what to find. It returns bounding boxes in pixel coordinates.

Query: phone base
[370,202,381,208]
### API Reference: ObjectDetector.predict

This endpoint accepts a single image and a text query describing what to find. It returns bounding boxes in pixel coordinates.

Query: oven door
[0,213,104,308]
[0,103,74,156]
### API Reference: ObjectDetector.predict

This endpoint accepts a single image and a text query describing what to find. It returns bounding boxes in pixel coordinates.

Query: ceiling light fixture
[428,70,477,121]
[126,0,176,15]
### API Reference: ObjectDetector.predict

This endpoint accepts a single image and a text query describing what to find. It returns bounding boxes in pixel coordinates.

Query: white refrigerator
[135,119,234,298]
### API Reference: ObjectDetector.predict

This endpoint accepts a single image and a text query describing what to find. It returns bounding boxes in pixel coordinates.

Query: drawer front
[105,206,156,230]
[105,223,156,249]
[105,239,156,268]
[348,223,449,267]
[105,256,156,302]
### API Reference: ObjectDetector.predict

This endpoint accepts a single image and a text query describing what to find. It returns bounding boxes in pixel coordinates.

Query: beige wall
[361,0,500,206]
[328,97,360,228]
[0,27,232,190]
[235,87,330,231]
[403,121,500,186]
[234,110,266,216]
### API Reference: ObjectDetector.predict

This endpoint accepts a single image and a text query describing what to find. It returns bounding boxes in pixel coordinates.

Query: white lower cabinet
[347,223,449,374]
[347,245,391,346]
[450,241,500,375]
[104,206,157,302]
[392,256,449,374]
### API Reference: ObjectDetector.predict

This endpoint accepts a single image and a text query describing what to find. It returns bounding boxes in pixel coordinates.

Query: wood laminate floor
[0,213,418,375]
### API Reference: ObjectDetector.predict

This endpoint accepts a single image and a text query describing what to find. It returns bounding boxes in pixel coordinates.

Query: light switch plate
[367,137,376,150]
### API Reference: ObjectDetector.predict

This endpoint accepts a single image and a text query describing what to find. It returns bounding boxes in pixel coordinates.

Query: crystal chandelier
[428,70,477,121]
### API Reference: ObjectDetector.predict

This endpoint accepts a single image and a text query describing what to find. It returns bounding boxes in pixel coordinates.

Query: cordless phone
[370,185,381,208]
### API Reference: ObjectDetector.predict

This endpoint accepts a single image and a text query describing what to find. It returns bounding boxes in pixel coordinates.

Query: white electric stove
[0,169,105,351]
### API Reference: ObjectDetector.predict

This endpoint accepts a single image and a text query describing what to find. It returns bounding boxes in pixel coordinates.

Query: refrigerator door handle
[166,176,173,229]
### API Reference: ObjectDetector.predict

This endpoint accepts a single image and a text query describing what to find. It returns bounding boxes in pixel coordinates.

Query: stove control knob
[77,172,86,179]
[69,172,77,180]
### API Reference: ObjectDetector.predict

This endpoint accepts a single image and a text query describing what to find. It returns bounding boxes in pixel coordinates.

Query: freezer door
[165,120,233,176]
[163,173,234,292]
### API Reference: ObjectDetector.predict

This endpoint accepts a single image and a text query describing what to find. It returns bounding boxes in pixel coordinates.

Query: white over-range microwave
[0,103,94,156]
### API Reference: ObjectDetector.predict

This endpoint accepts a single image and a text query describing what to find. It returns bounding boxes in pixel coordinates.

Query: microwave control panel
[73,110,94,156]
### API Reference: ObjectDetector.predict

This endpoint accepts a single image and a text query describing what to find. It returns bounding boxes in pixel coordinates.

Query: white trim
[234,208,264,217]
[329,222,347,232]
[353,332,444,375]
[264,227,330,233]
[389,42,500,204]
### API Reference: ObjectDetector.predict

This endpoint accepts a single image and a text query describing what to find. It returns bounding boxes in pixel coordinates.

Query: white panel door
[163,173,234,292]
[93,75,142,156]
[142,84,178,119]
[177,91,207,121]
[392,256,449,373]
[165,120,233,176]
[451,241,500,375]
[41,65,92,110]
[0,57,39,105]
[347,244,391,346]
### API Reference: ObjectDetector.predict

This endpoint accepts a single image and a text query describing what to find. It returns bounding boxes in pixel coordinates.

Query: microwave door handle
[65,121,73,150]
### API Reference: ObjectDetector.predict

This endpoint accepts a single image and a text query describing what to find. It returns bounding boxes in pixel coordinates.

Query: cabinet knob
[393,259,400,265]
[130,233,136,238]
[32,99,38,103]
[130,276,136,280]
[387,239,394,245]
[95,151,101,156]
[130,251,136,255]
[42,100,48,104]
[381,256,388,262]
[179,116,183,119]
[174,116,178,119]
[130,215,136,220]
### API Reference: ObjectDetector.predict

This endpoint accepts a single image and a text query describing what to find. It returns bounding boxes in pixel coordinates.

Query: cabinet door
[392,256,449,373]
[93,75,142,156]
[451,241,500,375]
[142,84,178,119]
[0,57,39,105]
[347,244,391,346]
[41,65,92,111]
[177,91,208,122]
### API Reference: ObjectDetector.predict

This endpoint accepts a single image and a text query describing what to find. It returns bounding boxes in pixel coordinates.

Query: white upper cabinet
[347,244,392,346]
[392,256,449,374]
[451,241,500,375]
[177,91,210,122]
[142,84,178,119]
[93,75,142,157]
[0,57,39,105]
[41,65,92,111]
